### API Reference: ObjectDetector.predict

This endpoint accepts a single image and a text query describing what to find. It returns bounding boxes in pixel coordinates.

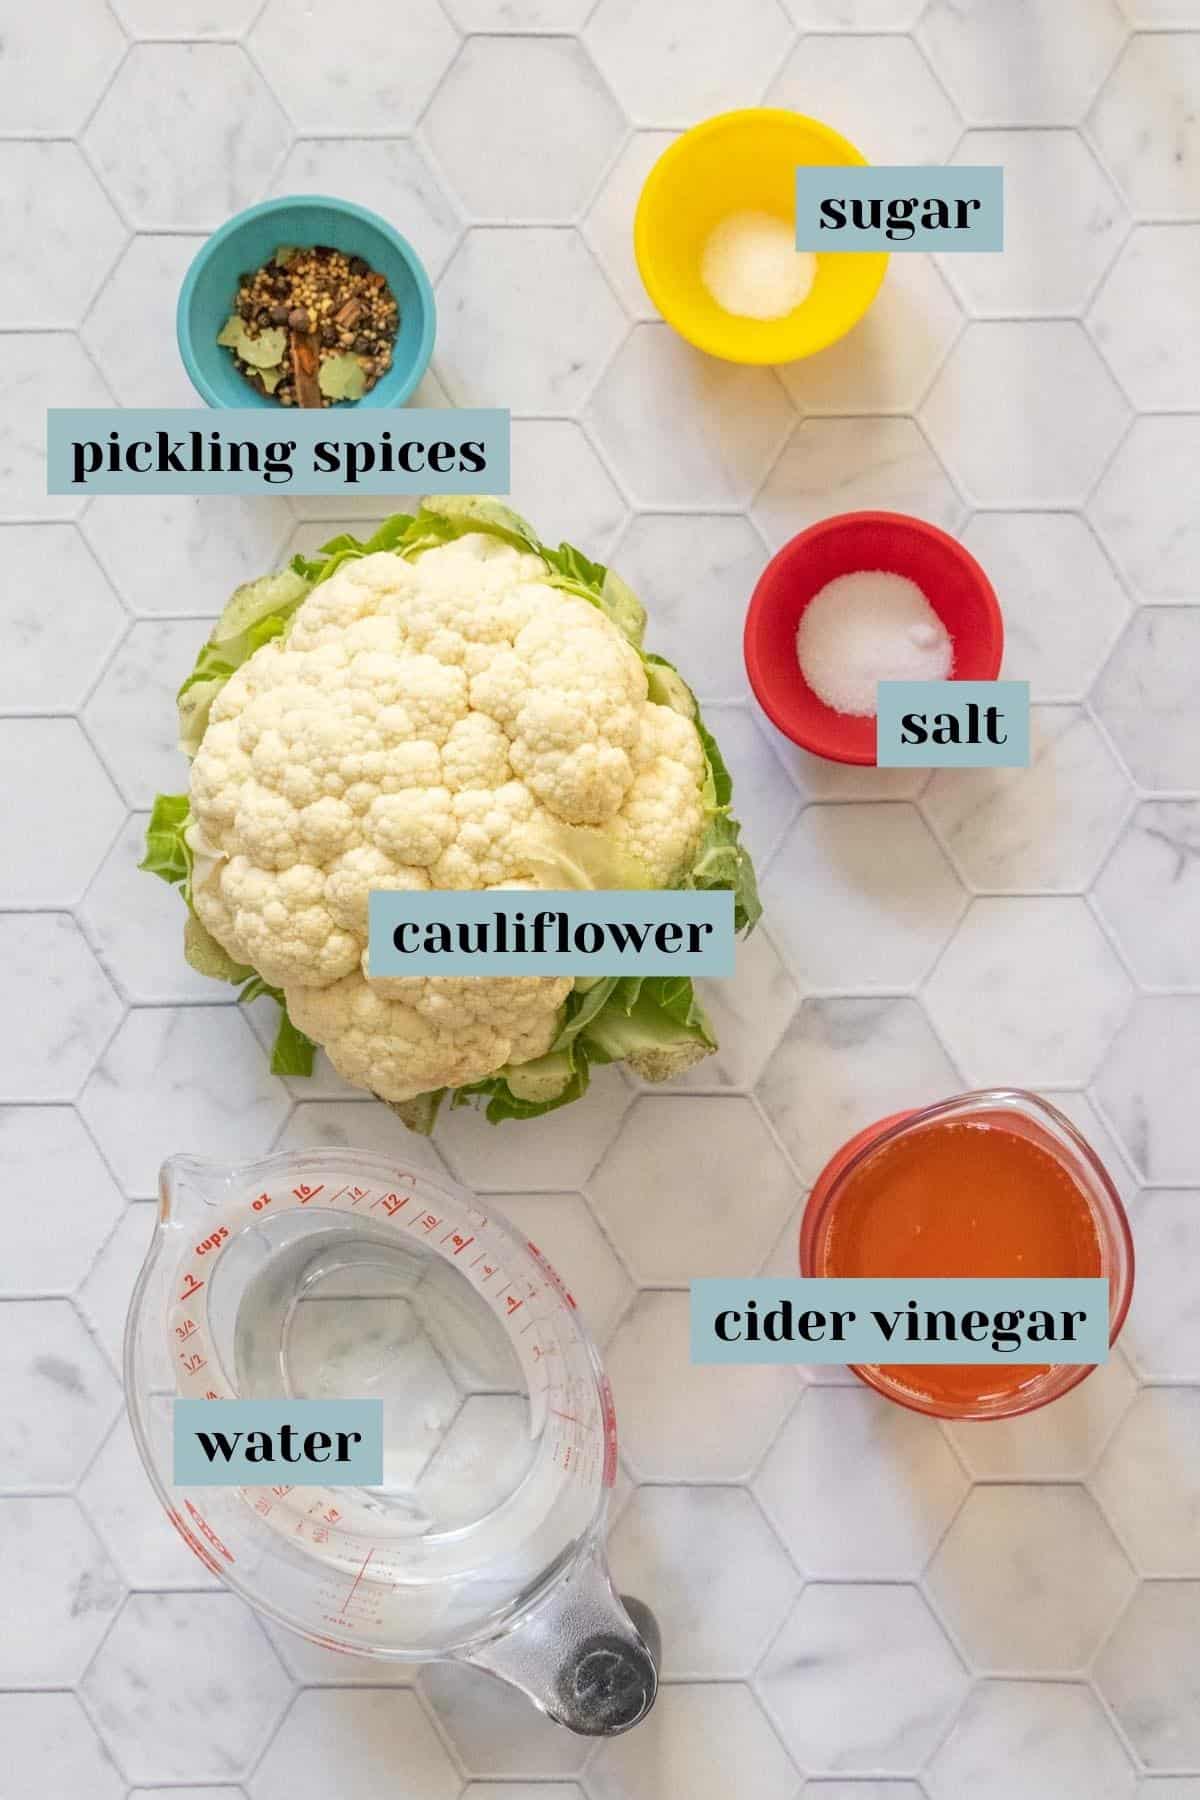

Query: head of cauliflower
[142,501,760,1128]
[186,530,710,1105]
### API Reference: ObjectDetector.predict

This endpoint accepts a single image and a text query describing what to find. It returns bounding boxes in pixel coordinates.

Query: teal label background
[368,889,735,977]
[795,165,1004,251]
[174,1399,383,1486]
[876,680,1031,767]
[46,408,509,494]
[691,1279,1109,1365]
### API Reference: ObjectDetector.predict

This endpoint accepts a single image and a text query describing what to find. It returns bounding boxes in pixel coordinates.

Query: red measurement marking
[326,1185,348,1204]
[174,1318,198,1341]
[251,1192,272,1212]
[348,1186,369,1206]
[179,1271,204,1301]
[519,1319,537,1335]
[600,1372,618,1487]
[469,1253,486,1269]
[337,1547,375,1618]
[417,1212,440,1232]
[325,1506,341,1524]
[294,1183,324,1204]
[180,1351,206,1374]
[551,1409,582,1425]
[443,1231,474,1255]
[373,1193,408,1217]
[505,1295,523,1316]
[203,1390,220,1401]
[254,1496,272,1517]
[185,1500,234,1563]
[271,1485,292,1498]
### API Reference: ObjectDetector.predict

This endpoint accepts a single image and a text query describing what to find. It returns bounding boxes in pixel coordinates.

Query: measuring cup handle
[460,1542,658,1736]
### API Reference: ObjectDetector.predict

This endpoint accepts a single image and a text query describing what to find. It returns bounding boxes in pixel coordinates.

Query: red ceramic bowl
[743,511,1004,766]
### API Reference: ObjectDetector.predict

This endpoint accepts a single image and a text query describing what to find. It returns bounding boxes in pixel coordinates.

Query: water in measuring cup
[223,1218,540,1540]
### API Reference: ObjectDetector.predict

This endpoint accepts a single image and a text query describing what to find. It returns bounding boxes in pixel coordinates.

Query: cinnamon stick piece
[290,328,322,409]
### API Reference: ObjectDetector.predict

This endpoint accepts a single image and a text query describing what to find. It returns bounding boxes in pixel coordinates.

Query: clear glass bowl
[798,1089,1135,1421]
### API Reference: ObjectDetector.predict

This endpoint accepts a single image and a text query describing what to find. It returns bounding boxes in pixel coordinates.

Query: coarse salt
[700,211,817,322]
[795,570,953,717]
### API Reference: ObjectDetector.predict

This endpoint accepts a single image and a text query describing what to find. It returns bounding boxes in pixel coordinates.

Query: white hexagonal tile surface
[1095,1583,1200,1767]
[1124,1190,1200,1380]
[778,254,962,417]
[759,1584,969,1772]
[921,322,1129,507]
[943,1353,1136,1480]
[587,324,794,509]
[586,0,792,126]
[961,513,1129,702]
[438,229,627,412]
[0,143,125,329]
[425,37,624,223]
[1089,35,1200,217]
[589,1682,799,1800]
[1093,1388,1200,1576]
[0,914,123,1102]
[923,707,1132,893]
[0,1497,124,1685]
[758,996,959,1184]
[0,719,123,905]
[1095,997,1200,1184]
[250,0,458,130]
[0,525,125,710]
[606,1290,798,1480]
[0,1108,124,1296]
[767,35,962,163]
[607,1486,797,1676]
[920,0,1127,123]
[271,139,461,281]
[754,416,963,549]
[927,1485,1136,1672]
[1089,226,1200,410]
[80,1007,290,1197]
[1092,419,1200,602]
[83,1593,293,1785]
[613,512,767,702]
[0,1693,124,1800]
[589,1093,796,1281]
[762,804,965,992]
[755,1386,968,1578]
[85,45,290,230]
[1093,803,1200,989]
[253,1690,458,1800]
[1092,608,1200,787]
[0,1297,122,1488]
[927,1682,1137,1800]
[0,0,125,131]
[924,898,1131,1087]
[0,333,114,522]
[940,130,1126,317]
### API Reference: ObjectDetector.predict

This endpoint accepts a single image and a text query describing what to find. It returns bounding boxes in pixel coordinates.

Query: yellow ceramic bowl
[634,108,889,365]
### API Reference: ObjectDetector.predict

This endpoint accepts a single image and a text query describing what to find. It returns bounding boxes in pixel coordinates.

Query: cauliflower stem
[142,496,760,1131]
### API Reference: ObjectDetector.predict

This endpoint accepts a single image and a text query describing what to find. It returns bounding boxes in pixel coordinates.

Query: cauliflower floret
[187,534,710,1098]
[288,970,573,1103]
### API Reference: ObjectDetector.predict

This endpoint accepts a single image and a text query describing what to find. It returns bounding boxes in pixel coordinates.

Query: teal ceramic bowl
[177,195,436,408]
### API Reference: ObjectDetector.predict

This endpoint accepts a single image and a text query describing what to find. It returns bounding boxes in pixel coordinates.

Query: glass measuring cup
[125,1149,658,1734]
[799,1090,1135,1421]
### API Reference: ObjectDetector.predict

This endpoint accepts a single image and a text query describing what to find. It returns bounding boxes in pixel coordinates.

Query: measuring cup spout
[461,1542,658,1736]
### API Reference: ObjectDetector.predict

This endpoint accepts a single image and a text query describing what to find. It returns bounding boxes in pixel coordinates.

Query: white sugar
[795,570,953,717]
[700,211,817,322]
